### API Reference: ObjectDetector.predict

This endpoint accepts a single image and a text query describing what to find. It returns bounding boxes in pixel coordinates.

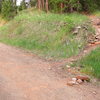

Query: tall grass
[93,11,100,17]
[75,47,100,78]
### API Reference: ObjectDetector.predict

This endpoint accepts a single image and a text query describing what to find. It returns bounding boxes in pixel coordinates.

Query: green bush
[79,0,98,12]
[49,0,99,13]
[49,0,82,13]
[1,0,17,20]
[0,0,2,12]
[30,0,37,7]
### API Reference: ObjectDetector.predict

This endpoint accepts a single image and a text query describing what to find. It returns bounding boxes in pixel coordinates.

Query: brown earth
[0,16,100,100]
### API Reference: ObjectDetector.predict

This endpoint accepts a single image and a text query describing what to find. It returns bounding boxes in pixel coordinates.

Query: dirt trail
[0,17,100,100]
[0,43,100,100]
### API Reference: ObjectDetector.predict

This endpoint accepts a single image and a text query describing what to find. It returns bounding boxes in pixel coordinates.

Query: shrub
[49,0,99,13]
[1,0,17,20]
[79,0,98,12]
[30,0,37,7]
[49,0,82,13]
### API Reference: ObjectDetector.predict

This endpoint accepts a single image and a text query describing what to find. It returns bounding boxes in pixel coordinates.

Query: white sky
[16,0,23,6]
[16,0,30,6]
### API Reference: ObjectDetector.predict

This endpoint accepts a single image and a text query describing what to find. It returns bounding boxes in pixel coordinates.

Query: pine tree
[1,0,17,20]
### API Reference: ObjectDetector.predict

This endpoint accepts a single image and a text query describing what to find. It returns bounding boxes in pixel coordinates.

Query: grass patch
[74,47,100,78]
[0,9,94,59]
[93,11,100,17]
[0,16,7,27]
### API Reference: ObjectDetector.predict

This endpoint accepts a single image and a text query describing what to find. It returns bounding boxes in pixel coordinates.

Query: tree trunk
[41,0,44,9]
[45,0,49,12]
[37,0,41,10]
[60,3,63,13]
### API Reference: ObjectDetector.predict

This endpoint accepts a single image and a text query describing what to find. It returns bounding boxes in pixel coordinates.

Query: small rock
[67,81,77,86]
[48,68,52,70]
[67,68,71,72]
[73,26,81,35]
[66,65,71,68]
[84,50,87,53]
[75,82,79,85]
[97,22,100,26]
[77,79,83,84]
[76,26,81,29]
[77,67,81,71]
[73,29,78,34]
[76,75,90,81]
[72,78,77,82]
[92,91,97,95]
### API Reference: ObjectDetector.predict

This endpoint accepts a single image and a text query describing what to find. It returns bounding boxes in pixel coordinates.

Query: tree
[45,0,48,12]
[30,0,37,7]
[0,0,3,12]
[36,0,100,13]
[1,0,17,20]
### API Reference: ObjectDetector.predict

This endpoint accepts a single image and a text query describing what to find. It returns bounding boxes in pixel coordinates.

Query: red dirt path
[0,43,100,100]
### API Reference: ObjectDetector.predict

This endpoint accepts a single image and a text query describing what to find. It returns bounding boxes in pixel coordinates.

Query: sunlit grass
[93,10,100,17]
[74,47,100,78]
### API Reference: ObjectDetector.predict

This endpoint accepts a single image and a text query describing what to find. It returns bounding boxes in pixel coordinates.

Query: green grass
[74,47,100,78]
[0,15,7,26]
[0,8,94,58]
[93,10,100,17]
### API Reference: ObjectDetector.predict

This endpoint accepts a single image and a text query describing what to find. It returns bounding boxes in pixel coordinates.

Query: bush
[49,0,99,13]
[1,0,17,20]
[79,0,98,12]
[49,0,82,13]
[30,0,37,7]
[0,0,2,12]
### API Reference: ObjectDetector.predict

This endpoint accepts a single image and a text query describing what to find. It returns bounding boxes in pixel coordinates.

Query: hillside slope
[0,9,94,58]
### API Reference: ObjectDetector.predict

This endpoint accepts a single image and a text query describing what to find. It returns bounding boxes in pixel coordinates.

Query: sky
[16,0,30,6]
[16,0,22,6]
